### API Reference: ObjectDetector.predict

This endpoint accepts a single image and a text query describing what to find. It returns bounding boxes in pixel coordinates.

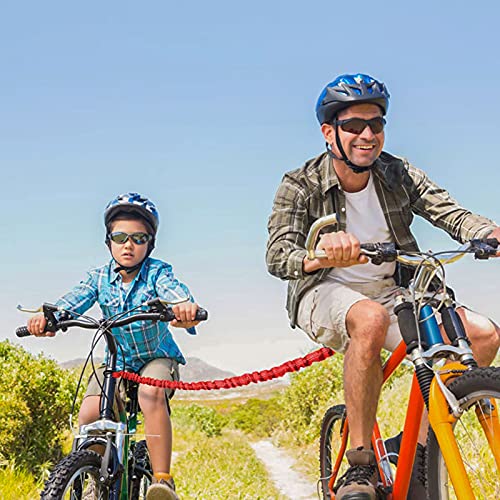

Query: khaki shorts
[296,277,404,353]
[84,358,180,416]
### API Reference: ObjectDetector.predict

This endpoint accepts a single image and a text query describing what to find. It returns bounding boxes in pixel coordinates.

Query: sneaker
[146,476,179,500]
[384,432,427,499]
[336,447,378,500]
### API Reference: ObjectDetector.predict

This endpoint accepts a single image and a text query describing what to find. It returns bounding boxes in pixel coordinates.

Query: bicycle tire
[319,404,348,500]
[40,449,109,499]
[427,366,500,500]
[129,439,153,499]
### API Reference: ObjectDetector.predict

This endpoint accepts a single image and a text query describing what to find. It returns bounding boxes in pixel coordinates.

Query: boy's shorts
[296,277,404,354]
[84,358,180,416]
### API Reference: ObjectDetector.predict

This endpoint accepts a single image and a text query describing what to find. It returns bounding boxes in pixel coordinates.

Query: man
[266,73,500,500]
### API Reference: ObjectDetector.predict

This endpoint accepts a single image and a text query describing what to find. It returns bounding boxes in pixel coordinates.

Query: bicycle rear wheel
[40,449,108,499]
[319,404,348,500]
[427,367,500,499]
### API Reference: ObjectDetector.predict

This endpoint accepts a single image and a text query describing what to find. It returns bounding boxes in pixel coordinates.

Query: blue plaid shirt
[55,257,196,371]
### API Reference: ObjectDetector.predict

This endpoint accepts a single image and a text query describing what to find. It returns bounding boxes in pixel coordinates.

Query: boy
[27,192,200,500]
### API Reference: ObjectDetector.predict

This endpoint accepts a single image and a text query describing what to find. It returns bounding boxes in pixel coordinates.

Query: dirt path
[250,440,317,500]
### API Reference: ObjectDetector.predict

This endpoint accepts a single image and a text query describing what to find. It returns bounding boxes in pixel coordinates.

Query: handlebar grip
[16,326,32,337]
[195,308,208,321]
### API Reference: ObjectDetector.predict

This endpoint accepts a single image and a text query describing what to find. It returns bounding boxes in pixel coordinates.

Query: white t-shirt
[328,173,396,284]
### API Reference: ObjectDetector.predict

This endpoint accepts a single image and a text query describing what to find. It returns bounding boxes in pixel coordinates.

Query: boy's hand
[170,302,200,329]
[27,314,55,337]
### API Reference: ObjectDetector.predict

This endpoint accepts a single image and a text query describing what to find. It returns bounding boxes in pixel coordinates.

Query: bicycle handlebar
[15,306,208,338]
[305,214,498,264]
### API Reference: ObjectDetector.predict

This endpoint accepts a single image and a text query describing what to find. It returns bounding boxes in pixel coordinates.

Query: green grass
[0,465,43,500]
[172,428,287,500]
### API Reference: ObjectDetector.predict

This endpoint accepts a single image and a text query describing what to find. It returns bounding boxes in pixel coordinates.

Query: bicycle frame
[71,327,132,499]
[309,213,500,499]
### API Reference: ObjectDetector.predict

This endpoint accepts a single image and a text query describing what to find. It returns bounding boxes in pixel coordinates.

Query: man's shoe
[146,475,179,500]
[336,447,378,500]
[384,432,427,499]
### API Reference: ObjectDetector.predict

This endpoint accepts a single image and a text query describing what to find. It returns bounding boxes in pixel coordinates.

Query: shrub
[228,397,282,438]
[173,404,226,437]
[0,341,79,471]
[276,354,344,445]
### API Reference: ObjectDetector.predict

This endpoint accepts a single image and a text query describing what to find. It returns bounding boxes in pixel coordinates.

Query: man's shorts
[296,277,404,353]
[84,358,180,416]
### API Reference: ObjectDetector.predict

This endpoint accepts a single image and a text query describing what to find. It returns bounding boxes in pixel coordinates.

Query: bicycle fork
[428,364,500,500]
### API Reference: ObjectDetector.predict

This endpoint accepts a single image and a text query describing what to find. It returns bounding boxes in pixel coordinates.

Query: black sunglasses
[109,232,152,245]
[333,117,386,135]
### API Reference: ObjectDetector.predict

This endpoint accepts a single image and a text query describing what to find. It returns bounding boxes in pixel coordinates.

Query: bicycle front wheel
[427,367,500,500]
[319,404,348,500]
[40,450,109,500]
[129,439,152,499]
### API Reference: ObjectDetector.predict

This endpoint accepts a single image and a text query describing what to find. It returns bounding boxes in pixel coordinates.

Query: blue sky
[3,1,500,373]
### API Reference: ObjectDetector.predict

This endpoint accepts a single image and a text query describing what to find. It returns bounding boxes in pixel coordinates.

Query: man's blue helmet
[315,73,390,125]
[104,192,159,234]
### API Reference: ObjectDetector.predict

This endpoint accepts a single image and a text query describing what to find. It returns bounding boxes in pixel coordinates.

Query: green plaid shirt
[266,151,497,327]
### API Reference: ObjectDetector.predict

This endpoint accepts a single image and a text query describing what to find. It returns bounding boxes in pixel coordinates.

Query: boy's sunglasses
[109,232,152,245]
[333,117,386,135]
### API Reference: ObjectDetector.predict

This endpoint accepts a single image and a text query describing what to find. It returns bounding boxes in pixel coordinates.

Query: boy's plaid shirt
[56,257,196,371]
[266,151,497,327]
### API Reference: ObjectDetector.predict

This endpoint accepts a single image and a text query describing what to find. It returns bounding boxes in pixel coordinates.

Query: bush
[0,341,79,471]
[276,354,344,445]
[228,397,282,438]
[173,404,226,437]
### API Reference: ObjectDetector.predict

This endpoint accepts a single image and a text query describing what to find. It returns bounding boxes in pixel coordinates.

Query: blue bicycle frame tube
[419,304,444,345]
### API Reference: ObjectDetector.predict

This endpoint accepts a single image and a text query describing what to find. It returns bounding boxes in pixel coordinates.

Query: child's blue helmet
[104,193,159,274]
[104,192,159,235]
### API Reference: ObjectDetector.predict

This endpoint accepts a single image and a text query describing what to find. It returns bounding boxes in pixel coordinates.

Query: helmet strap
[325,122,374,174]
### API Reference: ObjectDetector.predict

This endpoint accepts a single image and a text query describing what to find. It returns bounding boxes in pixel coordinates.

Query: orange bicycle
[309,214,500,499]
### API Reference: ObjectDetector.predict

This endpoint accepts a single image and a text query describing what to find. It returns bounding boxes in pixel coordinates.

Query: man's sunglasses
[108,232,152,245]
[333,117,386,135]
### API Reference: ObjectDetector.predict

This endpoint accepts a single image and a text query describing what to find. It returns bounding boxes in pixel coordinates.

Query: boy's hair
[107,210,155,236]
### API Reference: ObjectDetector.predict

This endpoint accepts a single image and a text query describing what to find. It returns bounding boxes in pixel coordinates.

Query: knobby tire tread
[40,449,104,499]
[319,404,347,500]
[426,366,500,500]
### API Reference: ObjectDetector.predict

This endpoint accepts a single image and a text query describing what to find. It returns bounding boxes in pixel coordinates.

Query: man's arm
[266,175,366,279]
[405,162,498,243]
[266,175,311,280]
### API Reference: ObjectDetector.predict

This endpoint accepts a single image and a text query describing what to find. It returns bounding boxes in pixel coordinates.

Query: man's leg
[456,307,500,366]
[344,299,389,448]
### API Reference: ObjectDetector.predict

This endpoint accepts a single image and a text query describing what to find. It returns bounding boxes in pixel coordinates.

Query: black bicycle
[16,298,207,500]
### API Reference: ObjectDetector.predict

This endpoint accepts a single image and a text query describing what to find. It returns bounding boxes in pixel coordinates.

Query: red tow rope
[113,347,335,390]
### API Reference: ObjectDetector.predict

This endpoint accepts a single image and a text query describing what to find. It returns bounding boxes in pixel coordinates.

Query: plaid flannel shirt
[266,151,498,327]
[56,257,196,371]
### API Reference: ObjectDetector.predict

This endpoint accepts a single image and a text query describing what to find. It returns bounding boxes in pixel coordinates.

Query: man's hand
[27,313,56,337]
[170,302,200,329]
[303,231,369,273]
[488,228,500,257]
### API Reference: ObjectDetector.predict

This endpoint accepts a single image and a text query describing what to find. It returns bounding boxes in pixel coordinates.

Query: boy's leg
[138,358,179,475]
[79,365,123,426]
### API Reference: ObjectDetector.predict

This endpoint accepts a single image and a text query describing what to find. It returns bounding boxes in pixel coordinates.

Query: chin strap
[325,121,376,174]
[113,262,144,274]
[105,236,155,275]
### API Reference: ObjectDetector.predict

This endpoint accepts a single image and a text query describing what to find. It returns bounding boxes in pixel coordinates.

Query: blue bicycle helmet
[104,193,160,274]
[315,73,390,174]
[315,73,389,125]
[104,192,159,235]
